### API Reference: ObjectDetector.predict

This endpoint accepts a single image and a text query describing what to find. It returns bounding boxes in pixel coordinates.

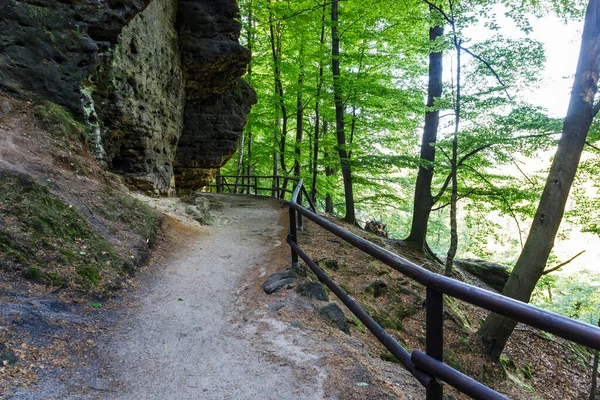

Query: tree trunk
[590,319,600,400]
[479,0,600,360]
[268,0,287,190]
[323,121,335,213]
[311,3,327,204]
[216,169,223,193]
[234,133,245,193]
[245,0,253,194]
[405,22,444,250]
[293,46,305,178]
[445,43,460,276]
[247,130,252,194]
[331,0,356,224]
[311,104,321,203]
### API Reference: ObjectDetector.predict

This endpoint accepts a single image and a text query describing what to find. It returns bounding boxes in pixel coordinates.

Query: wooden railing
[205,175,299,200]
[285,179,600,400]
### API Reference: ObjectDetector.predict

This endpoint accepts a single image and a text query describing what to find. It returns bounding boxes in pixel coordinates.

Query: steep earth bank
[0,95,162,394]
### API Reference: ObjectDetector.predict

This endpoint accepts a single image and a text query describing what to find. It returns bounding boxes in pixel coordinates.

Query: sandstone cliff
[0,0,255,195]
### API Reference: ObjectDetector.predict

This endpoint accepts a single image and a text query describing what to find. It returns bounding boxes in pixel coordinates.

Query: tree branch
[509,154,537,188]
[460,46,513,101]
[585,140,600,152]
[542,250,586,275]
[421,0,453,25]
[593,100,600,117]
[462,164,525,247]
[431,190,474,211]
[433,132,559,202]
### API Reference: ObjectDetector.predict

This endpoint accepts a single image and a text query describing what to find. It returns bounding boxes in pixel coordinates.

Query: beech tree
[406,0,552,266]
[331,0,356,223]
[479,0,600,360]
[405,15,444,251]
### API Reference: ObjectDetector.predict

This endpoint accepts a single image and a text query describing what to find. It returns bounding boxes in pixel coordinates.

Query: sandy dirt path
[97,194,326,400]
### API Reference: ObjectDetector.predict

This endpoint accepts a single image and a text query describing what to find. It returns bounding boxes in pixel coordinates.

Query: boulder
[185,205,211,225]
[453,258,511,291]
[319,303,350,334]
[296,281,328,301]
[0,101,11,119]
[262,269,301,294]
[194,196,210,214]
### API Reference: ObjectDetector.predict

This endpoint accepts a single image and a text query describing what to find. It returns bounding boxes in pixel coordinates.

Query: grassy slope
[0,97,162,294]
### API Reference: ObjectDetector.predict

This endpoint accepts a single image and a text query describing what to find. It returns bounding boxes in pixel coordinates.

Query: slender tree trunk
[234,133,245,193]
[347,47,366,161]
[293,44,305,178]
[247,130,252,194]
[235,0,254,194]
[590,319,600,400]
[312,105,321,203]
[331,0,356,224]
[245,0,254,194]
[445,41,461,276]
[479,0,600,360]
[268,0,287,190]
[216,169,222,193]
[323,121,335,213]
[311,3,327,204]
[405,21,444,250]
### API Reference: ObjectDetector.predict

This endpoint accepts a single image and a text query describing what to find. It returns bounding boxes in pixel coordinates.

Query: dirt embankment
[0,95,162,395]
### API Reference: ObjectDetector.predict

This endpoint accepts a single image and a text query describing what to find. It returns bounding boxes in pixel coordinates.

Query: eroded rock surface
[175,79,256,191]
[174,0,256,192]
[0,0,255,195]
[89,0,185,195]
[0,0,151,111]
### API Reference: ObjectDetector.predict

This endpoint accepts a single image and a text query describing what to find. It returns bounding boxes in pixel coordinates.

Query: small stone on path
[262,269,301,294]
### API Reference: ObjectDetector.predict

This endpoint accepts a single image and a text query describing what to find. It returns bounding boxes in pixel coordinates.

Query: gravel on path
[97,194,327,400]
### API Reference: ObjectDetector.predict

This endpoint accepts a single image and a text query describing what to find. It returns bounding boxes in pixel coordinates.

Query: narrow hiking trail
[96,194,328,399]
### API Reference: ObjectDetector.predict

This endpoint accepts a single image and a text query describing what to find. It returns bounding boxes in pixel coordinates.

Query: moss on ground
[94,187,160,244]
[0,170,149,291]
[33,100,87,143]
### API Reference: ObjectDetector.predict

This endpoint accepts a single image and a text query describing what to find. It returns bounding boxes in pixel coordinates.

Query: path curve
[98,194,325,399]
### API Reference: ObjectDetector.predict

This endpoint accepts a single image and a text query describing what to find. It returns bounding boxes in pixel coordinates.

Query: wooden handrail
[286,179,600,400]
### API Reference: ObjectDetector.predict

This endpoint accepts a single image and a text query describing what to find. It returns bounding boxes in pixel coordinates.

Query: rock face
[0,0,151,112]
[89,0,185,194]
[174,0,256,192]
[0,0,255,195]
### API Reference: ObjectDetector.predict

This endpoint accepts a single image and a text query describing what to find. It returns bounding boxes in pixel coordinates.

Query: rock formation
[89,0,185,194]
[174,0,256,192]
[0,0,255,195]
[0,0,151,112]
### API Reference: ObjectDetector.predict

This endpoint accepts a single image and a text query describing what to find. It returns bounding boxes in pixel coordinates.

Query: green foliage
[533,270,600,325]
[228,0,600,301]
